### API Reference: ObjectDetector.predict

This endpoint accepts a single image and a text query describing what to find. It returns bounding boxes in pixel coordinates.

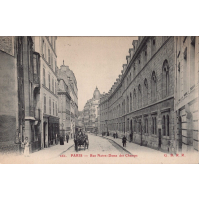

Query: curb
[88,133,133,155]
[102,136,133,155]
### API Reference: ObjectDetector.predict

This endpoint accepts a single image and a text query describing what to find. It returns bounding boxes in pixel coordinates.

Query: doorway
[158,128,161,149]
[43,122,46,148]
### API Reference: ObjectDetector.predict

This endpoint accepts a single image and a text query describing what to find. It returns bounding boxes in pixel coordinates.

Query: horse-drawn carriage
[74,133,89,151]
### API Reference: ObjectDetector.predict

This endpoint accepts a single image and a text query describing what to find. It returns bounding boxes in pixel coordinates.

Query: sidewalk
[0,139,74,164]
[102,135,161,155]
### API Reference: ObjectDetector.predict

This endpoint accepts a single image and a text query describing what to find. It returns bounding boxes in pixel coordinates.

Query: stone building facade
[34,36,59,149]
[58,62,78,137]
[100,37,176,153]
[175,36,199,153]
[57,78,71,138]
[82,87,101,133]
[0,36,41,154]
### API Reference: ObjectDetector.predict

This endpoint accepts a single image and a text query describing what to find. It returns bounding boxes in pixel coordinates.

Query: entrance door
[43,122,46,148]
[178,116,182,151]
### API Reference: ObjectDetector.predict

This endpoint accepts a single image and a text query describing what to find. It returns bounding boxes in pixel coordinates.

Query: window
[48,49,50,63]
[162,115,166,136]
[151,37,156,55]
[44,43,46,59]
[130,93,132,112]
[134,119,137,132]
[123,99,125,114]
[48,74,50,90]
[152,116,157,135]
[42,40,44,56]
[145,118,148,133]
[55,102,58,116]
[190,36,195,89]
[166,115,169,136]
[162,60,169,98]
[127,96,129,113]
[49,97,51,115]
[138,84,142,108]
[153,39,155,45]
[52,77,54,93]
[44,94,46,113]
[133,89,136,109]
[151,71,157,102]
[144,78,148,105]
[55,82,56,95]
[43,68,46,86]
[183,47,188,94]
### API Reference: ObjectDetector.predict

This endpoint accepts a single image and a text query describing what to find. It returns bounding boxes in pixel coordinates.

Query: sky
[56,37,137,111]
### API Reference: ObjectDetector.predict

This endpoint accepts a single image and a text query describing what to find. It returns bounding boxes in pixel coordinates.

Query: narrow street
[0,134,132,164]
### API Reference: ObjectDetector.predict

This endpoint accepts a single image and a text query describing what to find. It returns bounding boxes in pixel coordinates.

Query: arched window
[144,78,148,106]
[152,117,154,134]
[133,89,136,109]
[162,60,169,98]
[127,96,129,113]
[151,71,157,102]
[145,118,148,133]
[138,84,142,108]
[130,93,132,111]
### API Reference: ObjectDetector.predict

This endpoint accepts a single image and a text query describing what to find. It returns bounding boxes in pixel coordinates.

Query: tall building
[57,75,71,138]
[58,62,78,138]
[34,36,59,149]
[175,36,199,152]
[83,87,101,133]
[0,36,41,153]
[99,37,176,153]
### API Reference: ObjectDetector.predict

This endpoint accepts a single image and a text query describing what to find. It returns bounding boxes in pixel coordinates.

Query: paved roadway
[1,133,130,164]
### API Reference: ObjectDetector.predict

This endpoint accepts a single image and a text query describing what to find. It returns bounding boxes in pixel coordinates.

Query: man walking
[122,135,127,147]
[66,133,69,143]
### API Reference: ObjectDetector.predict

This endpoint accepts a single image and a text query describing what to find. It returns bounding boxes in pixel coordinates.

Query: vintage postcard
[0,36,199,164]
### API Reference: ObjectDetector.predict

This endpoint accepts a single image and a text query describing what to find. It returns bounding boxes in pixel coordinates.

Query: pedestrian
[66,133,69,143]
[113,133,115,139]
[122,135,127,147]
[22,137,30,157]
